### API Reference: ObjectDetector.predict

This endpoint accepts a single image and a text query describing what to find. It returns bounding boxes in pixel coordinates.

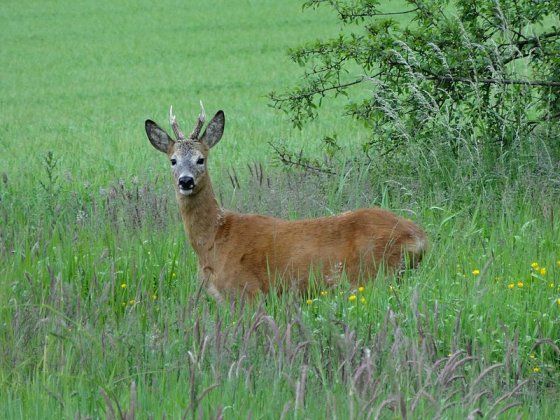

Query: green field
[1,0,559,418]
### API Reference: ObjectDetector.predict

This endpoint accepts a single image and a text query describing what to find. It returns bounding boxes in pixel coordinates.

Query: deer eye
[197,157,205,165]
[170,158,177,166]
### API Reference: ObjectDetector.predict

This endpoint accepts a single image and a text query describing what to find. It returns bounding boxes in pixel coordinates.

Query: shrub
[269,0,560,167]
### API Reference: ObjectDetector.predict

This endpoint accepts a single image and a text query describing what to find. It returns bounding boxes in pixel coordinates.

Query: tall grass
[1,0,559,418]
[2,154,559,417]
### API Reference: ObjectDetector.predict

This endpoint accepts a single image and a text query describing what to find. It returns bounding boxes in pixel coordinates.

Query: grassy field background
[1,0,559,418]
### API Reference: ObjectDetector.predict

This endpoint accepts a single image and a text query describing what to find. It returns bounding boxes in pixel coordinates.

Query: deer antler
[169,105,186,140]
[189,100,206,140]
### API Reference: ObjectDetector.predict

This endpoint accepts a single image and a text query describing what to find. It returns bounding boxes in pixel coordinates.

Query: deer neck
[177,179,223,258]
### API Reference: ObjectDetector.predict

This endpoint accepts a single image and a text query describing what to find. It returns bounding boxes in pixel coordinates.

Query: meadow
[1,0,559,418]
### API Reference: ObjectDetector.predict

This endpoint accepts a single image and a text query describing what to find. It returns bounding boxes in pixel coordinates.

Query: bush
[269,0,560,167]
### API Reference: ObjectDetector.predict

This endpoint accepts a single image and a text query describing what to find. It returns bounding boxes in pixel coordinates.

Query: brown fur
[145,108,428,301]
[176,164,427,301]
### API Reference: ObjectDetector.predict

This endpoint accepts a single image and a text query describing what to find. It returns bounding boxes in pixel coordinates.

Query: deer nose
[178,176,195,190]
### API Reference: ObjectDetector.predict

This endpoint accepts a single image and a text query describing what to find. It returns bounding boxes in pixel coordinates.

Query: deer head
[145,102,225,196]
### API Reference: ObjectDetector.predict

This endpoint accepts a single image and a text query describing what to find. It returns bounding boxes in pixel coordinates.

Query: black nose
[178,176,195,190]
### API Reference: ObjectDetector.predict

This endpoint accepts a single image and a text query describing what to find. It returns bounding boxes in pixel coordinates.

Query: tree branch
[426,75,560,88]
[515,30,560,48]
[270,77,368,104]
[338,7,419,21]
[268,142,337,175]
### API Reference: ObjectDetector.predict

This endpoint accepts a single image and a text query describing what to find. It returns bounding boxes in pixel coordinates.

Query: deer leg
[206,282,225,304]
[198,267,225,304]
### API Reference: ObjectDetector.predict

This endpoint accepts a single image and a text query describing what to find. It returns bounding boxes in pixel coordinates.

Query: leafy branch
[269,0,560,167]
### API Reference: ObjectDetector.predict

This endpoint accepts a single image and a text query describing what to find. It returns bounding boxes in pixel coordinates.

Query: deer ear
[145,120,174,154]
[200,111,225,148]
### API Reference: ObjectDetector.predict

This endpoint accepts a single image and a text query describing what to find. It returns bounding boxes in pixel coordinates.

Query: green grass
[1,1,559,418]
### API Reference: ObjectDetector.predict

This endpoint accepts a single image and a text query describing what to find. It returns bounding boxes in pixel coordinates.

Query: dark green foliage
[270,0,560,160]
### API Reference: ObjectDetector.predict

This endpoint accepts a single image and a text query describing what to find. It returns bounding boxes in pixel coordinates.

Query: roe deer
[145,104,427,302]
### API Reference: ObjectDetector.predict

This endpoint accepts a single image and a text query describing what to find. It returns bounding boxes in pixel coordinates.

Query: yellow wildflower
[129,299,135,305]
[549,283,554,288]
[533,367,540,373]
[531,262,539,269]
[360,297,366,304]
[508,283,515,289]
[556,260,560,267]
[120,283,127,289]
[358,286,365,293]
[529,353,536,359]
[320,291,328,297]
[517,281,524,288]
[348,295,357,302]
[306,299,313,305]
[540,267,547,275]
[472,269,480,276]
[151,294,157,300]
[557,298,560,306]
